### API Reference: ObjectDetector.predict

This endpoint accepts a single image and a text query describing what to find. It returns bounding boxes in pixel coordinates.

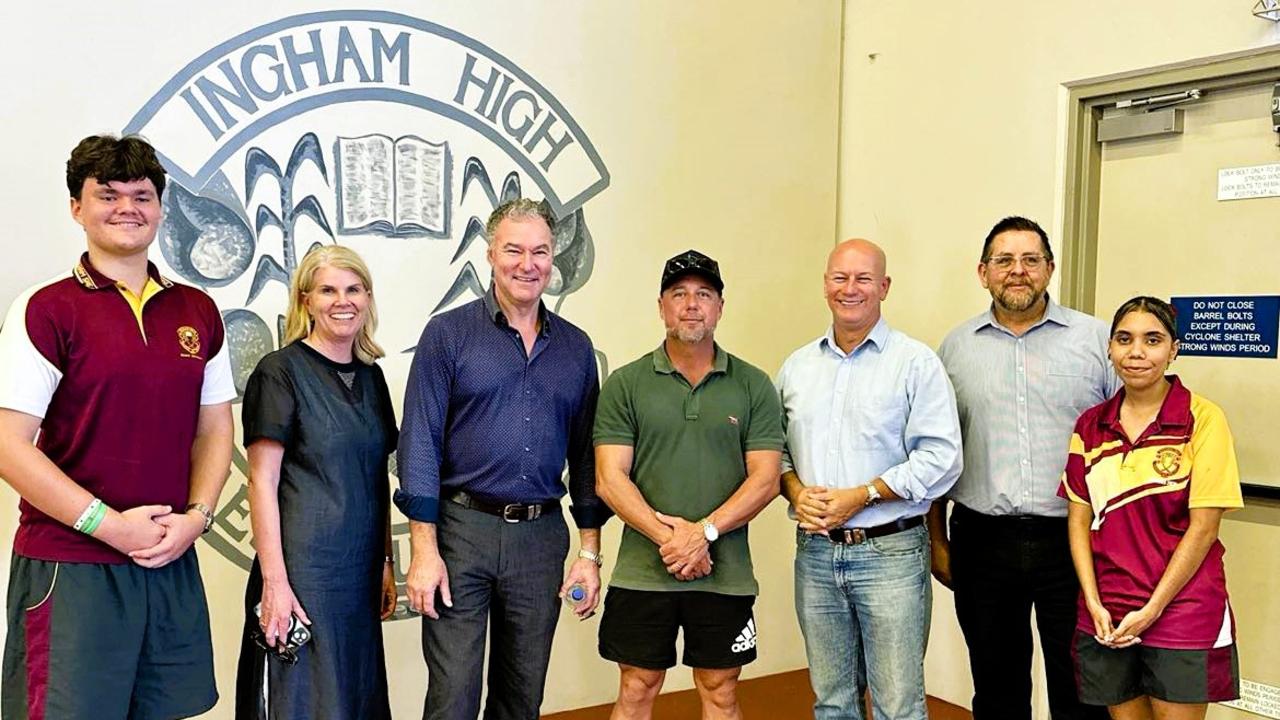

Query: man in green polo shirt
[594,249,784,720]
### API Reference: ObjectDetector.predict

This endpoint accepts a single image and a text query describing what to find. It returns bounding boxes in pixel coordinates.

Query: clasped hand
[1087,599,1159,649]
[655,512,712,581]
[793,486,863,533]
[104,504,205,569]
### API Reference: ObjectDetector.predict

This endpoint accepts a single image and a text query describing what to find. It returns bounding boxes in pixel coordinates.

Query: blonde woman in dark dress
[235,245,398,719]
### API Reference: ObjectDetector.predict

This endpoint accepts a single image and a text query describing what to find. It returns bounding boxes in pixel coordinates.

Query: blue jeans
[794,524,931,720]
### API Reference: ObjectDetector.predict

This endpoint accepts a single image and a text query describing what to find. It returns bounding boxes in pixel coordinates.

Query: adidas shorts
[598,587,756,670]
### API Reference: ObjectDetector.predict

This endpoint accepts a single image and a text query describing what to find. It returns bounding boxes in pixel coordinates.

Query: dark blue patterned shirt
[394,290,608,528]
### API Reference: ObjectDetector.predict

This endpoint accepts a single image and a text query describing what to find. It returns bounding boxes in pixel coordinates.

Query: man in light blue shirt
[777,238,962,720]
[930,216,1115,720]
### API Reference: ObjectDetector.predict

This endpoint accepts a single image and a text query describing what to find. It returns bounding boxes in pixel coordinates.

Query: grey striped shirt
[938,298,1119,517]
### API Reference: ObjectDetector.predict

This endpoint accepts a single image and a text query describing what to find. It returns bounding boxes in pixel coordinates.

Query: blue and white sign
[1171,295,1280,358]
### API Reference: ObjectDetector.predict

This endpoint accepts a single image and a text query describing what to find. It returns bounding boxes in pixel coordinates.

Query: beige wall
[8,1,1274,717]
[0,1,840,717]
[527,2,844,711]
[838,1,1279,714]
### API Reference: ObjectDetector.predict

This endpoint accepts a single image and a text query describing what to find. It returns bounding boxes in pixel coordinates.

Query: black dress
[234,341,397,720]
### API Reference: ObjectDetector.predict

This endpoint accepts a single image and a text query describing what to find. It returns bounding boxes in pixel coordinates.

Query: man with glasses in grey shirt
[930,216,1117,720]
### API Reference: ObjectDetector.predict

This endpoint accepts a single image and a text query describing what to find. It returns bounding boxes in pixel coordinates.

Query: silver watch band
[186,502,214,533]
[864,483,882,506]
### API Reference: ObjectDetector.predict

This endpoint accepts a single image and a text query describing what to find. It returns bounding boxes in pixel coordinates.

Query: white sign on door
[1217,162,1280,201]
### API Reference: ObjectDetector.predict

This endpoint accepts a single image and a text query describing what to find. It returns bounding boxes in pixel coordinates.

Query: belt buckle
[502,503,538,523]
[840,528,867,544]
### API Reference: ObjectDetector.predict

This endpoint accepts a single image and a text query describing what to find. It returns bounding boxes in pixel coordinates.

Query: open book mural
[335,134,452,237]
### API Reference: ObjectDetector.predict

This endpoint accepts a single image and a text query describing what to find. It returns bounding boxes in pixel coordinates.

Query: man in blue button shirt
[396,198,610,720]
[931,216,1115,720]
[777,238,962,720]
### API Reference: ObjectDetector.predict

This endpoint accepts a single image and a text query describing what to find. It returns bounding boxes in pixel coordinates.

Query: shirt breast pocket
[852,392,908,450]
[1047,360,1095,411]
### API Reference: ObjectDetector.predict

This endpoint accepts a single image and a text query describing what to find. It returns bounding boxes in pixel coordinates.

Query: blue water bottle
[564,583,588,609]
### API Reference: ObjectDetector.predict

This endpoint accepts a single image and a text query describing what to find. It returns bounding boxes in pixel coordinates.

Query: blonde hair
[283,245,385,364]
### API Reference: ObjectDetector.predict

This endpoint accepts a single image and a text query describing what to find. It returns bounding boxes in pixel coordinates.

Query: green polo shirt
[594,343,784,595]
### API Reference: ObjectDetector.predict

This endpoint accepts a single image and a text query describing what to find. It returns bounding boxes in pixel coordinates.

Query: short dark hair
[981,216,1053,263]
[1110,296,1178,338]
[65,135,167,200]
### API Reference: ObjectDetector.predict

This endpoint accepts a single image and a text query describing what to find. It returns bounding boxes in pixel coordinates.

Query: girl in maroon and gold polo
[1061,296,1242,717]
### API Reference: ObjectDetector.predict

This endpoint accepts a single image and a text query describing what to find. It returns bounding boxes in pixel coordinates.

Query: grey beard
[668,325,710,344]
[995,287,1040,313]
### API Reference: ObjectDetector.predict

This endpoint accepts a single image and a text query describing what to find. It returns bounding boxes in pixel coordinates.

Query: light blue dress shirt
[938,297,1119,517]
[777,318,963,528]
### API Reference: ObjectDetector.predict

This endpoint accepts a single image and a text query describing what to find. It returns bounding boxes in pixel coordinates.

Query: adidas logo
[731,618,756,653]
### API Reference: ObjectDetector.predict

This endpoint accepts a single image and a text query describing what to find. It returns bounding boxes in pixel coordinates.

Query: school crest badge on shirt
[178,326,201,357]
[1153,447,1182,479]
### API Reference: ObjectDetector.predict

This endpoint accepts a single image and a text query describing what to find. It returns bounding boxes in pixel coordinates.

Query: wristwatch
[700,518,720,543]
[186,502,214,534]
[578,548,604,567]
[863,483,882,507]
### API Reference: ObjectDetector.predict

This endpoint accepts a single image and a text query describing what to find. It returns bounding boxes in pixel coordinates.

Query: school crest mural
[124,10,610,618]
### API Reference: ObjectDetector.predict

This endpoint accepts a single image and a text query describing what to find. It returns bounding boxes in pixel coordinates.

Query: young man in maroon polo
[0,135,235,719]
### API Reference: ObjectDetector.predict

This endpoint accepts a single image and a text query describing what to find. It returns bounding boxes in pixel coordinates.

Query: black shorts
[1,550,217,720]
[598,587,756,670]
[1073,630,1239,706]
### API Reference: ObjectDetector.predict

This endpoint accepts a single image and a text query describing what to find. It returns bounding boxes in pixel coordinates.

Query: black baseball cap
[660,249,724,293]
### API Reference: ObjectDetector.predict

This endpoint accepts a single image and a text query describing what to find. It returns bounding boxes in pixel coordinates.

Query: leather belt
[826,515,923,545]
[445,490,558,523]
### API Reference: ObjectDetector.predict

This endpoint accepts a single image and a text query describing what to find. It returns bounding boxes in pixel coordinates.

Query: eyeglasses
[983,254,1049,272]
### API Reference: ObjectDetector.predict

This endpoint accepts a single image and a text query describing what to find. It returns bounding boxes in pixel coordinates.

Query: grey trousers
[422,499,570,720]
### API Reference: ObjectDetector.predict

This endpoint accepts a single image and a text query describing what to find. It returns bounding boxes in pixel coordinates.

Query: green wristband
[73,498,101,533]
[81,502,107,536]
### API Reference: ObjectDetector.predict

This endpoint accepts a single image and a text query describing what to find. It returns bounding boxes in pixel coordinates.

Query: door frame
[1059,44,1280,314]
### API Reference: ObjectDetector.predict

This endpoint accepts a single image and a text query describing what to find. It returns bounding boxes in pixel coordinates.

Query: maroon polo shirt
[1060,377,1243,649]
[0,254,235,563]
